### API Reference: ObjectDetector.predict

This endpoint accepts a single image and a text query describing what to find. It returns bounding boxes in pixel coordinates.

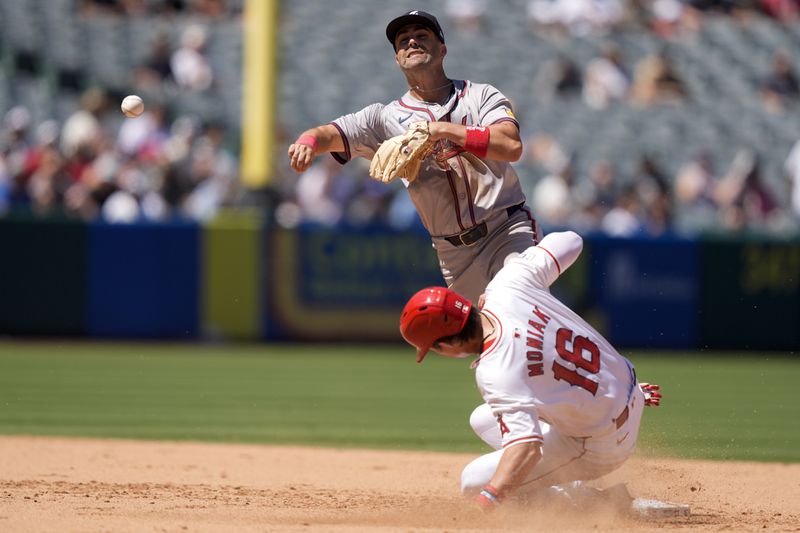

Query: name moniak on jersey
[526,305,551,377]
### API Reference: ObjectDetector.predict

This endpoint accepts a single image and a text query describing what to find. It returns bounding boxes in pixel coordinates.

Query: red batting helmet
[399,287,472,363]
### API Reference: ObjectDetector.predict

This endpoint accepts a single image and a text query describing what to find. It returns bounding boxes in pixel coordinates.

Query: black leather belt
[444,203,525,247]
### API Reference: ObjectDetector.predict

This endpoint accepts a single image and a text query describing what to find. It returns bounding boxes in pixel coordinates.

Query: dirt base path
[0,436,797,532]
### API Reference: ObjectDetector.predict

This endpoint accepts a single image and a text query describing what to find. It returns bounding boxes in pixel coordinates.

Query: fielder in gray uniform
[287,10,541,302]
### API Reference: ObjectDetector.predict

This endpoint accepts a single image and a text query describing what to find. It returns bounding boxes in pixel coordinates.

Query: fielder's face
[394,24,446,70]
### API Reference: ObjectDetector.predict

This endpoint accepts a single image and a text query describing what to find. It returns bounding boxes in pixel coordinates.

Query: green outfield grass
[0,341,797,462]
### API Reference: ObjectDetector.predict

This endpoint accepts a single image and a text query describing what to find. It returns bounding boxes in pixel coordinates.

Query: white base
[632,498,691,518]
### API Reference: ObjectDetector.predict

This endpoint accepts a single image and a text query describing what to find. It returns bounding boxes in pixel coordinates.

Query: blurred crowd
[524,133,797,236]
[2,0,800,236]
[77,0,242,18]
[0,88,240,223]
[1,0,242,223]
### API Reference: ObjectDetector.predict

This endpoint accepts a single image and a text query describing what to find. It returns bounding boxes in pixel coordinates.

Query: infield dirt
[0,436,797,532]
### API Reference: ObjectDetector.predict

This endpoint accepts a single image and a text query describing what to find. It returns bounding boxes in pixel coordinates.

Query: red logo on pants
[497,415,510,437]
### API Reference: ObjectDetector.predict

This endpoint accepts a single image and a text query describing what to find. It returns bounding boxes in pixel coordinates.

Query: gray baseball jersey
[330,79,539,301]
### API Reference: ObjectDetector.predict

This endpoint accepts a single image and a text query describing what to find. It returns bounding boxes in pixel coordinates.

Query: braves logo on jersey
[432,138,466,167]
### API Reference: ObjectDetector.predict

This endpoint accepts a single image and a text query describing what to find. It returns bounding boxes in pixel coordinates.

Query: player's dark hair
[434,305,481,347]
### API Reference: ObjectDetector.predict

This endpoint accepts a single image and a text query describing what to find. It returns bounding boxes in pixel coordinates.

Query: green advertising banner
[699,237,800,349]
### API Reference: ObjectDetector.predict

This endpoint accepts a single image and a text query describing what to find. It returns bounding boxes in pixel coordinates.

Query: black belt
[444,203,525,247]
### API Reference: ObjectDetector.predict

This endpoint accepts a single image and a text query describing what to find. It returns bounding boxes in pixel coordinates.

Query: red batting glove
[475,484,502,512]
[640,383,662,407]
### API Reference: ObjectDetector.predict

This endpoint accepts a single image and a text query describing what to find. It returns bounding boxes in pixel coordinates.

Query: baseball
[121,95,144,118]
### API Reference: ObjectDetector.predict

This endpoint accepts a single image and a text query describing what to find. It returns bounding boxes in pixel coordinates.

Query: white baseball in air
[121,95,145,118]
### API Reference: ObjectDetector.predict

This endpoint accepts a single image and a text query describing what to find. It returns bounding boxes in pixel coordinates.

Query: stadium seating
[1,0,800,217]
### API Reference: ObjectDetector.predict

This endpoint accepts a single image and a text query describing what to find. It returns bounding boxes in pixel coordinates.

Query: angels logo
[497,415,510,437]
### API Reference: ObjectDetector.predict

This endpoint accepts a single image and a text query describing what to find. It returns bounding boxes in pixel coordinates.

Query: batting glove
[475,484,502,512]
[640,383,662,407]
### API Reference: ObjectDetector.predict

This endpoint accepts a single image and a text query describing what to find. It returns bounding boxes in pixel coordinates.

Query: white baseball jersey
[330,80,527,238]
[474,232,638,449]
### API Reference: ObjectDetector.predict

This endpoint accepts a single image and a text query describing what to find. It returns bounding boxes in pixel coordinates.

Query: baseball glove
[369,121,435,184]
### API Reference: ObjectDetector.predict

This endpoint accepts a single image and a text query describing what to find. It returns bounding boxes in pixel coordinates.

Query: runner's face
[431,341,472,359]
[394,25,443,70]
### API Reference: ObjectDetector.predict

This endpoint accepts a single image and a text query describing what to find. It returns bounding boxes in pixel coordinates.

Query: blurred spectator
[759,50,800,114]
[182,123,240,221]
[675,150,717,206]
[445,0,488,33]
[118,104,170,161]
[16,120,64,214]
[60,88,107,160]
[648,0,703,39]
[133,34,174,94]
[533,55,583,102]
[531,161,578,228]
[784,139,800,219]
[714,150,779,231]
[525,133,571,175]
[686,0,745,14]
[290,158,352,227]
[573,159,619,223]
[79,0,239,17]
[170,25,214,92]
[601,184,647,236]
[2,107,33,201]
[527,0,626,36]
[649,0,685,38]
[190,0,230,19]
[582,44,630,109]
[633,156,673,235]
[759,0,800,21]
[629,50,688,106]
[343,172,397,228]
[672,150,719,232]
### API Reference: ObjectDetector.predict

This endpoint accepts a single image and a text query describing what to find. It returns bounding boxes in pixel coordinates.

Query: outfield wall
[0,213,797,349]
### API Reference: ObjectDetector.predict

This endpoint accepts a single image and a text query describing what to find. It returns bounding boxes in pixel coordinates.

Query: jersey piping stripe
[489,116,520,130]
[475,309,503,363]
[442,110,467,230]
[539,246,561,274]
[444,168,466,231]
[442,109,473,229]
[503,435,544,448]
[481,336,497,353]
[397,99,436,120]
[458,115,477,226]
[399,99,467,232]
[328,121,351,163]
[455,155,477,226]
